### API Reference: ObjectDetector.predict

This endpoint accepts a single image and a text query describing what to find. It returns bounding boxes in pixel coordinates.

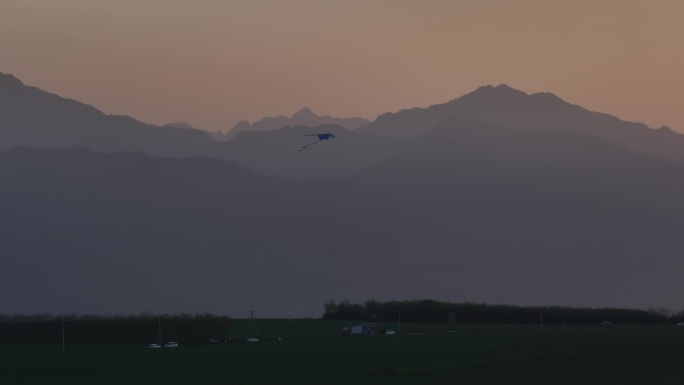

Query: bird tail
[298,140,320,151]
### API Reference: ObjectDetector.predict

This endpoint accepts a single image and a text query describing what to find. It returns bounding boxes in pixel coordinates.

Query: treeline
[0,313,231,344]
[0,313,226,323]
[323,300,684,324]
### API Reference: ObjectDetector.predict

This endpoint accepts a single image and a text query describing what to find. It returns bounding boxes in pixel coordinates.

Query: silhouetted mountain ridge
[361,83,684,167]
[5,71,684,177]
[219,107,370,140]
[163,121,198,130]
[0,71,218,157]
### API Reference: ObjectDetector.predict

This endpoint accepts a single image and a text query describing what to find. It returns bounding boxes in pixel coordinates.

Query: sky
[1,0,683,132]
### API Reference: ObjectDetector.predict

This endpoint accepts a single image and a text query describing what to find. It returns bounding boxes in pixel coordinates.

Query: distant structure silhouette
[298,133,336,151]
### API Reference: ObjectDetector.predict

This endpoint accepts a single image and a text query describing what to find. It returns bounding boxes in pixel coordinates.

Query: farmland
[2,320,684,384]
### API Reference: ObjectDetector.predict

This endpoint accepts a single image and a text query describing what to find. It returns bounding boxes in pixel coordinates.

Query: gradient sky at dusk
[1,0,682,132]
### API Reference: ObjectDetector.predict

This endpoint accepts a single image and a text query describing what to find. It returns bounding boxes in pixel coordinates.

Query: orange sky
[1,0,682,132]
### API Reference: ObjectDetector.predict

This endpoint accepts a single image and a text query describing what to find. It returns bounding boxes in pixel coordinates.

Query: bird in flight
[298,133,336,151]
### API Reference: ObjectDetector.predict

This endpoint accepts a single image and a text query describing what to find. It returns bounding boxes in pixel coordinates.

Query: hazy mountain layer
[0,147,425,315]
[220,124,400,178]
[219,107,370,140]
[3,120,684,316]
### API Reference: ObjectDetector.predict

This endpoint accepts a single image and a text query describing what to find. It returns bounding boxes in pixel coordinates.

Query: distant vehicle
[385,330,396,336]
[164,342,179,348]
[246,338,259,343]
[677,322,684,326]
[148,344,161,349]
[600,321,612,325]
[209,339,220,343]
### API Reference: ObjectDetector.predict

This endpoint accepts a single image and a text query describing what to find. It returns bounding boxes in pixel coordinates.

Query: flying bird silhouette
[298,133,336,151]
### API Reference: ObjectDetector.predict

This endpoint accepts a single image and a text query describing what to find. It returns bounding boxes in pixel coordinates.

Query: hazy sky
[1,0,682,132]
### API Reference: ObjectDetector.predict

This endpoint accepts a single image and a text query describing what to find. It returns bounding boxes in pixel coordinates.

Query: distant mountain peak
[465,83,529,100]
[494,83,518,91]
[292,107,316,119]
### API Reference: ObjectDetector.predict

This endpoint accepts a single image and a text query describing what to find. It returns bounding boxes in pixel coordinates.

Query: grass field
[2,320,684,384]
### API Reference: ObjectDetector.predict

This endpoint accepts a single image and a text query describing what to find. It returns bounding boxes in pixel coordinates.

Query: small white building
[348,323,377,336]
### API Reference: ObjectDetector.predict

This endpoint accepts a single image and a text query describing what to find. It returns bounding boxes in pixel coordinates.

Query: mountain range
[5,71,684,177]
[216,107,370,140]
[363,84,684,166]
[1,71,684,316]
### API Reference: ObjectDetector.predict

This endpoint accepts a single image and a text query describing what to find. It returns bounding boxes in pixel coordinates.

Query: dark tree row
[0,312,226,323]
[0,313,231,344]
[323,299,684,324]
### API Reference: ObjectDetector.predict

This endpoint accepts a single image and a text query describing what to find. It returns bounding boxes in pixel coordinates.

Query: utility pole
[249,311,255,338]
[61,319,66,355]
[398,309,401,340]
[540,310,543,340]
[158,318,162,345]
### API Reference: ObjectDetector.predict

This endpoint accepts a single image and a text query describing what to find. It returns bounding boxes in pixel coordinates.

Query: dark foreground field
[2,320,684,384]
